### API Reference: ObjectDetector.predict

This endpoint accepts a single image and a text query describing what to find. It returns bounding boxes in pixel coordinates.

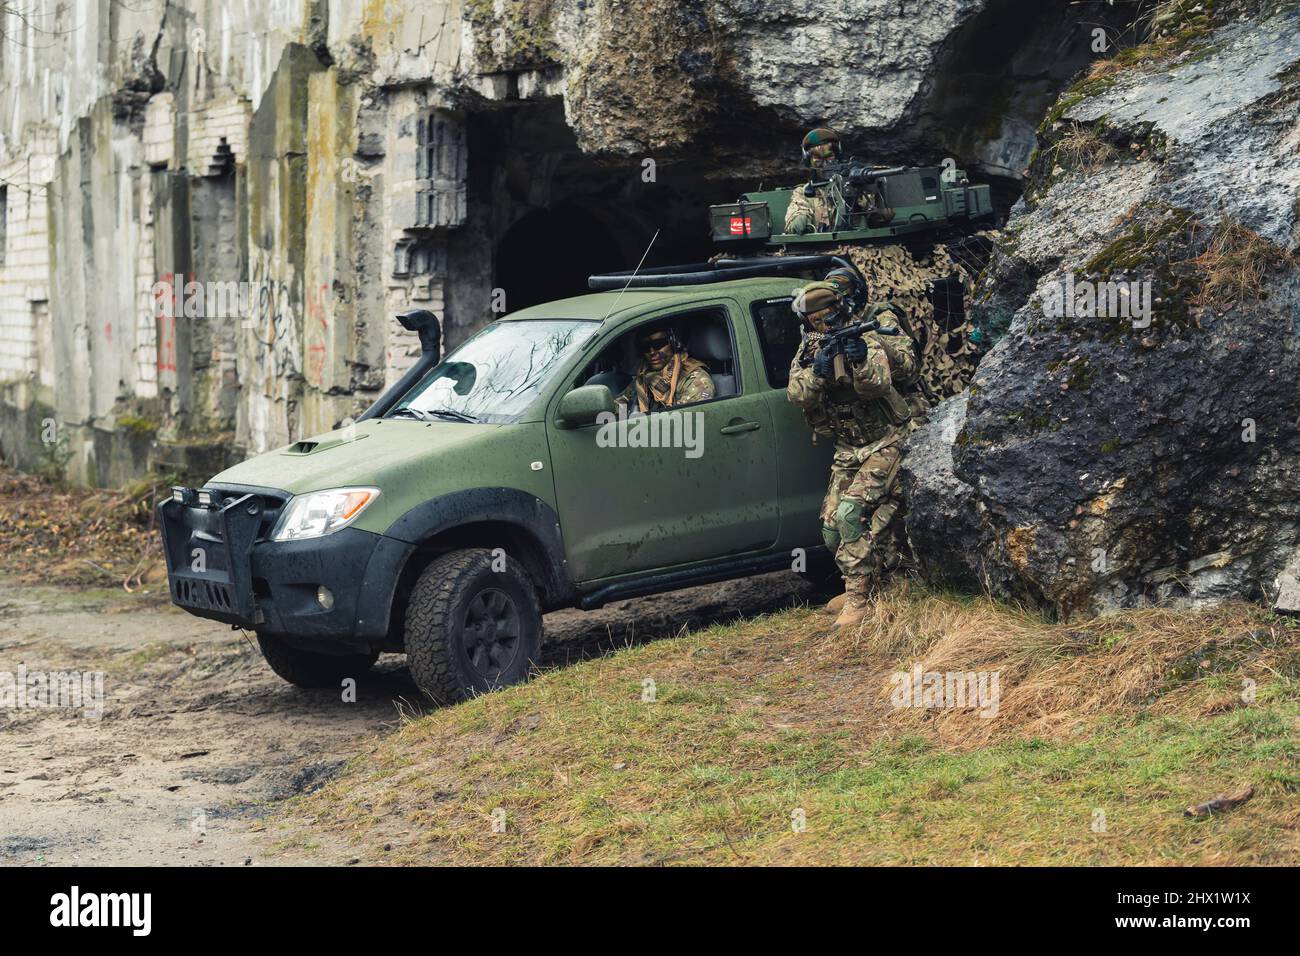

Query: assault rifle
[817,316,904,385]
[804,162,907,230]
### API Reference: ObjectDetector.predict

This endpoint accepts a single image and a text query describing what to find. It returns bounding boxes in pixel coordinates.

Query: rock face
[903,6,1300,616]
[473,0,1125,180]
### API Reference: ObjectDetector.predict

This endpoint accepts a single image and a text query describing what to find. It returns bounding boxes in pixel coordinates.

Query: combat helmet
[824,266,867,311]
[800,127,843,171]
[792,279,851,333]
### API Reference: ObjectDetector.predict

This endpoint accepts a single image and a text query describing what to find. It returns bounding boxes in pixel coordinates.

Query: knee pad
[821,523,841,551]
[835,497,868,543]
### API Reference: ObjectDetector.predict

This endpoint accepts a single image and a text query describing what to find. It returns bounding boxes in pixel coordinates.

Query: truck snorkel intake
[357,309,442,422]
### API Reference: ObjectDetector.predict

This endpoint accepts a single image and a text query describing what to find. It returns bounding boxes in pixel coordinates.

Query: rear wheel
[256,633,378,689]
[404,548,542,704]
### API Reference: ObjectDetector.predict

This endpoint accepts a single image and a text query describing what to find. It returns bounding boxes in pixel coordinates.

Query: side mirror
[556,384,616,429]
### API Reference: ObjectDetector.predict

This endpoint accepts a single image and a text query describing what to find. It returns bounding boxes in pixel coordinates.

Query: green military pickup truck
[159,257,846,703]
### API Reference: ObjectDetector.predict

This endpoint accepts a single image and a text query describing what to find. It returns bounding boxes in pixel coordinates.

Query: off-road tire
[404,548,542,704]
[256,633,378,689]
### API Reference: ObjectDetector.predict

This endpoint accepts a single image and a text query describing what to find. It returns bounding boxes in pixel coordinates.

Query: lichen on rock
[464,0,561,72]
[904,2,1300,617]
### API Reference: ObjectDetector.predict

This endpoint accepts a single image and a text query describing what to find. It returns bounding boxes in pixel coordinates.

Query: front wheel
[404,548,543,704]
[256,633,378,689]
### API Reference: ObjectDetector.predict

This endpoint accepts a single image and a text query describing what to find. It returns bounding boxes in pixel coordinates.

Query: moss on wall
[464,0,560,72]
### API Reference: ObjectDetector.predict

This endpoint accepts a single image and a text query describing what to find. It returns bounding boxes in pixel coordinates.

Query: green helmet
[792,280,848,332]
[801,127,843,169]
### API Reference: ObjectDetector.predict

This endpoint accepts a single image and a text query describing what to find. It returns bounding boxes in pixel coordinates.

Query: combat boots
[831,576,872,630]
[823,592,848,615]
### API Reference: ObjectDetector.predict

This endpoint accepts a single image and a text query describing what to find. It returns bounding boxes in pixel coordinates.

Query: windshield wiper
[388,406,433,421]
[389,406,479,424]
[422,408,480,423]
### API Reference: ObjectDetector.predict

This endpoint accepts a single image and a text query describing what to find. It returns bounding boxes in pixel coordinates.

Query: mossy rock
[464,0,560,72]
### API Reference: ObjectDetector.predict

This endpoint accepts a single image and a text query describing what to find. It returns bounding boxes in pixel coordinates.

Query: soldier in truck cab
[616,322,716,413]
[784,127,894,234]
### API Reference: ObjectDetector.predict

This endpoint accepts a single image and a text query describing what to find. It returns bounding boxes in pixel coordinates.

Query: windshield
[391,319,599,424]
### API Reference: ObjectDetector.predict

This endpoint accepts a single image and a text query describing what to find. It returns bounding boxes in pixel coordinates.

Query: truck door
[748,294,835,551]
[547,302,781,583]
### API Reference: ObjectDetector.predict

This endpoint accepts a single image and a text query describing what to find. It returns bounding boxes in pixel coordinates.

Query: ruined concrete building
[0,0,1118,485]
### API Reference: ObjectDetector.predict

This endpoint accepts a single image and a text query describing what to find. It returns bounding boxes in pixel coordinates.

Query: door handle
[720,420,761,435]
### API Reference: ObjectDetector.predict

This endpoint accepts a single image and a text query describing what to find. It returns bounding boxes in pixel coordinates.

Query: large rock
[903,6,1300,616]
[461,0,1127,180]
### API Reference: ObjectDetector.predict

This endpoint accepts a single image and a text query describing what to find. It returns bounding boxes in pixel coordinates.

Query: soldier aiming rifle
[784,128,898,234]
[787,267,925,629]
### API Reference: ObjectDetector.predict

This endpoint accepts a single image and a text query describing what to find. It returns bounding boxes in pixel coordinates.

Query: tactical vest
[859,301,927,425]
[796,318,919,448]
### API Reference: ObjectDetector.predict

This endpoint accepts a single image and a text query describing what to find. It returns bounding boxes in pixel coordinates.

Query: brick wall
[186,96,251,175]
[0,129,55,387]
[143,93,175,169]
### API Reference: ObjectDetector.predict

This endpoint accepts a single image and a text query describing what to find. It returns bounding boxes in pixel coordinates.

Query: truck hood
[207,419,490,495]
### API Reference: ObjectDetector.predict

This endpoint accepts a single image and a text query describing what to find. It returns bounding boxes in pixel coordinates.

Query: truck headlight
[271,488,380,542]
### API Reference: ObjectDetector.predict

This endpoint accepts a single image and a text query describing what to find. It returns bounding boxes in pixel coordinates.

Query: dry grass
[1049,125,1120,175]
[1190,220,1291,307]
[852,584,1292,746]
[273,582,1300,866]
[1080,0,1291,88]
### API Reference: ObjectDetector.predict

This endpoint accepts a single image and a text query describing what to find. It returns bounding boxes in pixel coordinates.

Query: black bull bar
[158,490,266,627]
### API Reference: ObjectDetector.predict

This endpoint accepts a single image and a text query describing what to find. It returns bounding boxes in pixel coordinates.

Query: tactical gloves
[812,336,868,379]
[812,347,835,380]
[841,336,868,363]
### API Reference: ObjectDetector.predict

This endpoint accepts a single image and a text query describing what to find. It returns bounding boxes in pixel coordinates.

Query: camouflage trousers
[819,439,907,582]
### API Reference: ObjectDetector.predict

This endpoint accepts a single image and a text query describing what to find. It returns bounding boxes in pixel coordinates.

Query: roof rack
[587,254,856,291]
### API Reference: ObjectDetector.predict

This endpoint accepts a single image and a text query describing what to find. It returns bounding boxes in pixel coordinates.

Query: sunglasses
[639,335,672,354]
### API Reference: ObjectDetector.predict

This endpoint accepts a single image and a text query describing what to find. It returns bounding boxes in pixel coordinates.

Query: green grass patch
[280,595,1300,866]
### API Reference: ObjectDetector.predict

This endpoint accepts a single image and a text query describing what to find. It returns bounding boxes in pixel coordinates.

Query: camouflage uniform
[785,180,893,235]
[785,127,839,235]
[783,128,893,235]
[784,183,832,235]
[618,353,715,412]
[788,280,921,626]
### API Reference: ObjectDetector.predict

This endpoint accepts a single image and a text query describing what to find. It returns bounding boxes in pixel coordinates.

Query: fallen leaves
[0,468,164,588]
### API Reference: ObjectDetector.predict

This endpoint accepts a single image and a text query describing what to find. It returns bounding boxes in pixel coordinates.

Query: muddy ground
[0,571,817,866]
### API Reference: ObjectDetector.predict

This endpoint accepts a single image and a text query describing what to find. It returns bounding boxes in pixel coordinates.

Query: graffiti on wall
[303,281,333,387]
[248,251,301,381]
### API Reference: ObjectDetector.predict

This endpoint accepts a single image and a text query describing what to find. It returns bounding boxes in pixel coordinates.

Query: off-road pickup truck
[160,256,847,702]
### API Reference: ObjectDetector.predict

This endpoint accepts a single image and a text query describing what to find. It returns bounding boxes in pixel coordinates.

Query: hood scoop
[283,432,369,456]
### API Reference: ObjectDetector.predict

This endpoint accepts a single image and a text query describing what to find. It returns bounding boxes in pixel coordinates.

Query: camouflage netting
[823,235,994,404]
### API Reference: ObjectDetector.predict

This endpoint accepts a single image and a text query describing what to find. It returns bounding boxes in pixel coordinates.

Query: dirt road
[0,572,815,866]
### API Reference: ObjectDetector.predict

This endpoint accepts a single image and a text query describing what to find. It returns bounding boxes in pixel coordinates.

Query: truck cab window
[750,297,799,388]
[577,308,739,411]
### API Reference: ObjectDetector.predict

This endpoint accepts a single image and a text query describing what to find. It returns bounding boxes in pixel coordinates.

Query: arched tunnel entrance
[442,98,752,345]
[494,203,627,313]
[441,0,1137,346]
